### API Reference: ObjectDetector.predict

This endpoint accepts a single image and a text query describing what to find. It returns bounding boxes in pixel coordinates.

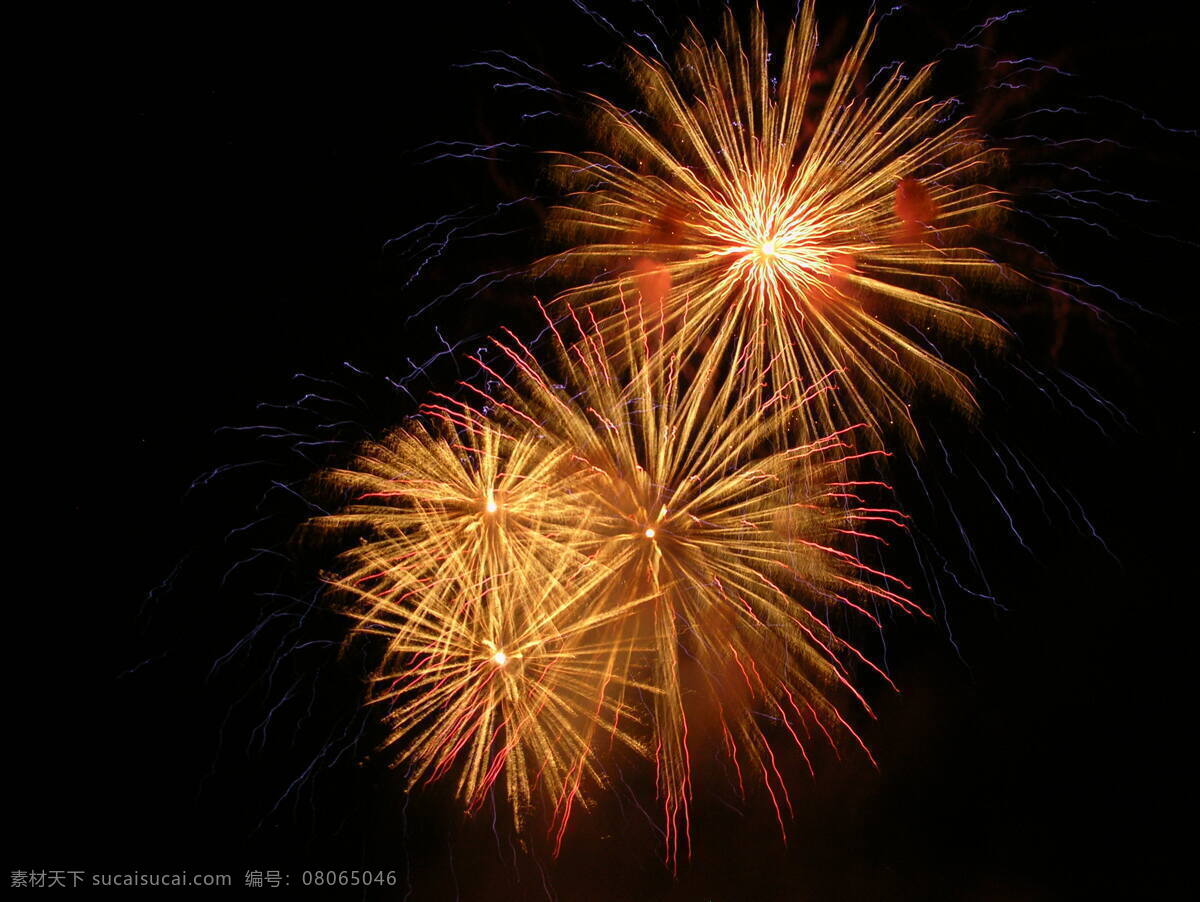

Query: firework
[337,552,652,836]
[316,417,652,834]
[317,417,592,620]
[471,305,920,859]
[543,2,1010,447]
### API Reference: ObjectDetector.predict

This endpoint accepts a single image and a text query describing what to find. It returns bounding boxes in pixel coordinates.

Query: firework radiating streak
[542,2,1010,448]
[460,303,921,860]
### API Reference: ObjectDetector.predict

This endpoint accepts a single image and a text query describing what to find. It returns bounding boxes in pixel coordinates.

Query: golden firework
[336,554,651,836]
[315,415,652,834]
[543,2,1009,447]
[318,416,590,614]
[473,307,920,857]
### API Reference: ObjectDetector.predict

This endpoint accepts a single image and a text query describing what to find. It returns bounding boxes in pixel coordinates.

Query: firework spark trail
[384,198,543,325]
[541,2,1012,449]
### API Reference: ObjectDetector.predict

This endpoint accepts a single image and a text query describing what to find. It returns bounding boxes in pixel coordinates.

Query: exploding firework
[543,2,1010,448]
[317,417,593,614]
[316,416,653,834]
[468,305,920,859]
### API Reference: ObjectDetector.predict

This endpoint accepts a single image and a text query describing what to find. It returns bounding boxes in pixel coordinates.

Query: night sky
[16,1,1198,899]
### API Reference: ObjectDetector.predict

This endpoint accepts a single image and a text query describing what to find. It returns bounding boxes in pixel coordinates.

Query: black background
[15,1,1199,899]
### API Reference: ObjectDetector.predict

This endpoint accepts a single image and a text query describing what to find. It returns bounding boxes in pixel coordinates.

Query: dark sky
[15,1,1198,899]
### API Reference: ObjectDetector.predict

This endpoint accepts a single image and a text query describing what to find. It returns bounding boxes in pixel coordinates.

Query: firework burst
[317,416,591,610]
[468,305,921,859]
[336,553,652,835]
[315,416,653,834]
[543,1,1011,447]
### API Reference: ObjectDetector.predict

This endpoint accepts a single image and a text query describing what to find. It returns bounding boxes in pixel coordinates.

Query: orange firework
[317,417,592,615]
[468,305,921,859]
[335,553,652,836]
[315,417,653,833]
[543,1,1010,447]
